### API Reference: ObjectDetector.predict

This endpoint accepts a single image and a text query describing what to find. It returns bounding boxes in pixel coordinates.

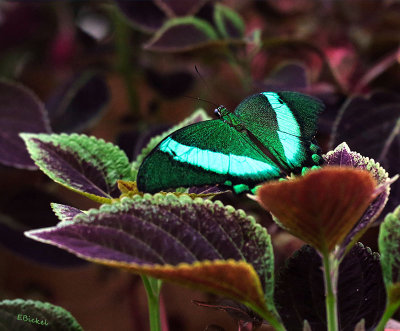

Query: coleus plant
[0,80,399,330]
[115,0,245,52]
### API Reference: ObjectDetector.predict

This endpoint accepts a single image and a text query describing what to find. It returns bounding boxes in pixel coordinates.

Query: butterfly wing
[136,119,281,193]
[234,91,324,171]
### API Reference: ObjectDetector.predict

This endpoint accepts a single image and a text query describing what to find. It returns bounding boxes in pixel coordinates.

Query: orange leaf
[93,258,271,316]
[256,167,377,253]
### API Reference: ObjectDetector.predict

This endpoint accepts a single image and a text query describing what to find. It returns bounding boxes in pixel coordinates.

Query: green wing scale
[137,91,324,194]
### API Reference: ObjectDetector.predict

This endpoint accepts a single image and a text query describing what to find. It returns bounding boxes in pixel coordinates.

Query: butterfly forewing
[136,120,281,193]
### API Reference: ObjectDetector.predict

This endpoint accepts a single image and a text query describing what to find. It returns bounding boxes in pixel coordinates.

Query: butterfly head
[214,106,229,118]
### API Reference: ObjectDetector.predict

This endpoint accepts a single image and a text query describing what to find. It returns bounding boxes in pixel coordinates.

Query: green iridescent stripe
[159,137,280,179]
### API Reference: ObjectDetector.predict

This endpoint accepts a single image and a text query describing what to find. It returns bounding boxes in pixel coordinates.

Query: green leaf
[131,109,211,179]
[379,205,400,302]
[0,299,83,331]
[21,133,131,203]
[213,3,245,39]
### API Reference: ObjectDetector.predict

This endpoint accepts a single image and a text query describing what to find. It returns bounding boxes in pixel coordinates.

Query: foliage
[0,1,399,330]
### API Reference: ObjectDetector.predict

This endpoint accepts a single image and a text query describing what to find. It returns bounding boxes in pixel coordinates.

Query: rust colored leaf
[256,167,378,253]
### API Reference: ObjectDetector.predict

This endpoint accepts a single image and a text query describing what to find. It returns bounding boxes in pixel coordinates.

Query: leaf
[155,0,208,17]
[144,17,218,52]
[256,167,378,254]
[131,109,211,179]
[274,244,386,331]
[324,143,392,255]
[0,298,83,331]
[213,3,245,39]
[0,80,51,169]
[0,5,44,52]
[25,194,277,319]
[337,244,386,330]
[46,71,110,133]
[329,92,400,216]
[263,62,309,90]
[353,49,400,93]
[115,0,167,32]
[324,45,358,93]
[193,299,263,328]
[115,180,223,200]
[20,133,131,203]
[0,188,85,267]
[51,203,83,223]
[379,205,400,306]
[76,10,111,42]
[353,319,366,331]
[144,67,195,99]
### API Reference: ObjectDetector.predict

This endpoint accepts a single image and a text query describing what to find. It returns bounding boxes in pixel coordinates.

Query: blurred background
[0,0,399,330]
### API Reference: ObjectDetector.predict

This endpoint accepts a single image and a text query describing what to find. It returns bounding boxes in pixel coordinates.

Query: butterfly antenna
[195,65,213,95]
[183,95,219,108]
[184,66,220,109]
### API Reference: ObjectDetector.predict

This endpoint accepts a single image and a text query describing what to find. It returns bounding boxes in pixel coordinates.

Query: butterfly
[137,91,324,194]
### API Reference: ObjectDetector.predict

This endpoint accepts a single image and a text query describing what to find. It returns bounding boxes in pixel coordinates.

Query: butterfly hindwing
[234,91,324,169]
[136,120,281,193]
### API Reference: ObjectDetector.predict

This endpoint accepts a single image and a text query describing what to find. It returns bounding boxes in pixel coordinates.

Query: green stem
[110,6,139,114]
[142,275,162,331]
[322,252,339,331]
[247,303,286,331]
[375,300,400,331]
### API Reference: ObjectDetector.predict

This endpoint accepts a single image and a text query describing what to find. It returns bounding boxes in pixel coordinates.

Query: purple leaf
[0,188,85,266]
[156,0,208,17]
[27,195,272,286]
[263,63,308,90]
[0,5,44,52]
[25,194,276,314]
[0,80,51,169]
[144,68,195,99]
[51,203,83,223]
[324,143,392,254]
[46,71,110,133]
[116,0,167,32]
[353,49,400,93]
[275,244,386,331]
[329,91,400,216]
[21,133,131,203]
[144,17,218,52]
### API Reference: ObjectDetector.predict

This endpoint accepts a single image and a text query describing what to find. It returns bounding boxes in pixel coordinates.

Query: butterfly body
[137,91,324,194]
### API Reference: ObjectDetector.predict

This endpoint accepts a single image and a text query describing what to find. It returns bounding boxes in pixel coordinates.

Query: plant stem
[375,300,400,331]
[142,275,163,331]
[111,6,140,114]
[322,252,339,331]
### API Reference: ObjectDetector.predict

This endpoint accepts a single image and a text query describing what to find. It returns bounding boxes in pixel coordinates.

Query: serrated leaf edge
[20,132,130,202]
